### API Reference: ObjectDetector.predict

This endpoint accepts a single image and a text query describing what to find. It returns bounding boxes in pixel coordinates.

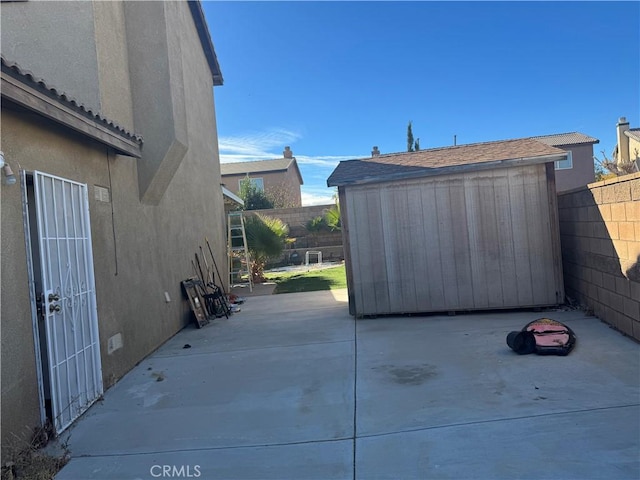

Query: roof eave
[553,140,600,147]
[327,153,567,188]
[289,158,304,186]
[188,0,223,86]
[222,186,244,206]
[1,68,142,158]
[221,168,289,176]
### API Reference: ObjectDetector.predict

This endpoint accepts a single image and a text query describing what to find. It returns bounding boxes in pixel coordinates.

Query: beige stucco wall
[1,0,102,112]
[1,0,228,455]
[93,0,134,131]
[555,143,596,192]
[628,137,640,166]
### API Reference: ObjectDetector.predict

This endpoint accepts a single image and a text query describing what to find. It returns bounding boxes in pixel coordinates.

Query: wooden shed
[327,138,567,317]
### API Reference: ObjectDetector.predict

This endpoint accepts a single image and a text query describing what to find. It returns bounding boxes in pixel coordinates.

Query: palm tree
[244,213,289,282]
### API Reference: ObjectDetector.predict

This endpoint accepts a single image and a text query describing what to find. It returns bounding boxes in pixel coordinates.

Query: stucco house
[328,138,567,317]
[531,132,599,192]
[1,0,228,454]
[220,147,304,207]
[613,117,640,172]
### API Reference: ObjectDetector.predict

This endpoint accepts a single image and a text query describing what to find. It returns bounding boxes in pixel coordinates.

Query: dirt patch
[1,424,69,480]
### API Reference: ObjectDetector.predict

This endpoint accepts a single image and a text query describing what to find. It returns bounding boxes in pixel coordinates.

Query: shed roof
[531,132,599,147]
[327,138,566,187]
[221,158,304,184]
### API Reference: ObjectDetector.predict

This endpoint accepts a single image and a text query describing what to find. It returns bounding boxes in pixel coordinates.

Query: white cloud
[218,128,301,163]
[218,128,363,166]
[301,190,336,206]
[295,154,360,168]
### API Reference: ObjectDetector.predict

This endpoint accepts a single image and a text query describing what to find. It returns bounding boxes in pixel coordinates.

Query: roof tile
[531,132,599,146]
[1,55,143,144]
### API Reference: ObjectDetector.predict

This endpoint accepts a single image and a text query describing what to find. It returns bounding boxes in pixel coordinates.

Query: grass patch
[264,265,346,294]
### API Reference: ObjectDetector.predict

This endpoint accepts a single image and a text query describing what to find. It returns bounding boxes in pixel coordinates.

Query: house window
[239,177,264,191]
[554,151,573,170]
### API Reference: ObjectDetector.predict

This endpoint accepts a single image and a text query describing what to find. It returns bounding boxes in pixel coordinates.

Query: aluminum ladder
[228,211,253,292]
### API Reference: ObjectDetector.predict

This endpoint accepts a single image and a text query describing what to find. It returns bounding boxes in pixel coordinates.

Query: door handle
[49,304,61,313]
[48,293,60,302]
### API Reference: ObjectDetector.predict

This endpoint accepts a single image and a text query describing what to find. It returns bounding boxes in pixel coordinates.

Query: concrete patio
[56,289,639,479]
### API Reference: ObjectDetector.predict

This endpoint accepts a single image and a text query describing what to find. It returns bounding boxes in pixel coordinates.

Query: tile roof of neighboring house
[1,55,143,144]
[221,158,304,184]
[531,132,599,146]
[327,138,566,187]
[624,128,640,141]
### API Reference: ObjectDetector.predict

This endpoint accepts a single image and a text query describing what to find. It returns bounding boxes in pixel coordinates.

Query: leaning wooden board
[181,278,210,328]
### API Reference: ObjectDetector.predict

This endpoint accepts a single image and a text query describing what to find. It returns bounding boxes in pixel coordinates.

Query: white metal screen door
[33,171,103,433]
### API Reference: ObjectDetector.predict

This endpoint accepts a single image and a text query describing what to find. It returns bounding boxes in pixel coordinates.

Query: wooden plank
[345,189,367,315]
[435,178,460,309]
[378,185,402,313]
[465,173,488,308]
[366,188,390,315]
[449,176,474,308]
[493,170,519,306]
[545,163,565,304]
[407,186,431,311]
[508,167,535,306]
[338,188,356,315]
[419,180,445,309]
[525,165,554,304]
[181,278,210,328]
[348,187,390,315]
[477,171,504,308]
[376,184,418,313]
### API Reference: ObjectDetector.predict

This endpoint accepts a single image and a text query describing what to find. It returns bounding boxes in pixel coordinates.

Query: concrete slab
[355,310,639,436]
[58,440,353,480]
[355,309,640,479]
[356,405,640,479]
[55,292,639,480]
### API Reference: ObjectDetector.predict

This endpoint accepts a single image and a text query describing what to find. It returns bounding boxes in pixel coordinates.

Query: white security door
[33,171,103,433]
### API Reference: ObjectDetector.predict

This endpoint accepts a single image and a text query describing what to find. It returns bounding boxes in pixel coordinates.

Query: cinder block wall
[558,173,640,340]
[243,204,344,263]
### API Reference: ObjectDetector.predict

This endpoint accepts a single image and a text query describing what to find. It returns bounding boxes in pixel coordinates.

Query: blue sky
[203,1,640,205]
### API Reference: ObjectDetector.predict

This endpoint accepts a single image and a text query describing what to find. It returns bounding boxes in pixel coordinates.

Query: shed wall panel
[344,164,562,316]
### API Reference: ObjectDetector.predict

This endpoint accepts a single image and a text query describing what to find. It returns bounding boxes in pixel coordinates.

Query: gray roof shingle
[327,138,565,187]
[531,132,599,146]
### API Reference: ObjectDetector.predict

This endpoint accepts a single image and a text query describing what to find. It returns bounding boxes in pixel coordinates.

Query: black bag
[507,318,576,356]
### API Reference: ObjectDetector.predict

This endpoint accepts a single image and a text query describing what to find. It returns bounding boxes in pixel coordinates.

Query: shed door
[33,171,103,433]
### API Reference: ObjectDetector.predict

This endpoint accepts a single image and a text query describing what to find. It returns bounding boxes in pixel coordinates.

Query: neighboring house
[531,132,600,192]
[328,138,567,317]
[614,116,640,172]
[220,147,304,207]
[1,0,228,453]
